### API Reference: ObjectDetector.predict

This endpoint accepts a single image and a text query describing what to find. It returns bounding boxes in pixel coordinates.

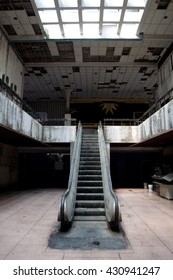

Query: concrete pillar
[64,88,72,125]
[64,88,71,113]
[65,113,71,126]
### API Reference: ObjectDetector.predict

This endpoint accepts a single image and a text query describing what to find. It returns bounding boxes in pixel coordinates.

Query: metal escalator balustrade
[98,122,121,231]
[58,122,82,229]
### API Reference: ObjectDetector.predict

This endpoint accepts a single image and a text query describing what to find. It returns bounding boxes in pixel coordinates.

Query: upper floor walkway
[1,90,173,146]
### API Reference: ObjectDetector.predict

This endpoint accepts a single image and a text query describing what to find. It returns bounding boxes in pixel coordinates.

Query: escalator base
[49,221,127,250]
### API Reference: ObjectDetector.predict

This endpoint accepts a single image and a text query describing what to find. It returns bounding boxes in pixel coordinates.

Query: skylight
[83,10,100,22]
[102,24,118,37]
[34,0,148,39]
[121,24,139,38]
[127,0,148,7]
[38,10,58,23]
[35,0,55,8]
[63,24,80,38]
[58,0,78,7]
[124,9,144,22]
[60,10,79,22]
[82,0,101,7]
[43,24,62,39]
[83,24,99,37]
[103,9,122,22]
[105,0,124,7]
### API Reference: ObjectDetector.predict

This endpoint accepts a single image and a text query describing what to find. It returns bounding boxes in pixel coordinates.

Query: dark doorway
[19,153,70,189]
[110,152,161,188]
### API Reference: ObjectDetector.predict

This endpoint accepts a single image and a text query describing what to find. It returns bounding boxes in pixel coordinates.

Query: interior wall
[0,143,18,189]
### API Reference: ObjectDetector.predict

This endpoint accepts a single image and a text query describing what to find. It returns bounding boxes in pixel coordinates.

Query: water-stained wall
[139,99,173,141]
[42,126,76,143]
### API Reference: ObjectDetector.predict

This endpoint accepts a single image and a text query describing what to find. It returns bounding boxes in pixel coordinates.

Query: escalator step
[76,193,104,200]
[75,200,105,208]
[77,187,103,193]
[73,216,106,221]
[74,208,105,216]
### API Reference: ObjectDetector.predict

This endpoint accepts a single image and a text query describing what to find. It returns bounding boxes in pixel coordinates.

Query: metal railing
[58,122,82,229]
[103,118,141,126]
[98,122,121,231]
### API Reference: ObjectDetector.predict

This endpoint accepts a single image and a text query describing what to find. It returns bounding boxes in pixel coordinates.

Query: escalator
[58,123,121,231]
[74,132,106,221]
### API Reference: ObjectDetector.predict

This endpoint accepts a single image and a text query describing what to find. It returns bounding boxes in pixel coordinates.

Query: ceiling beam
[24,61,158,68]
[8,34,173,43]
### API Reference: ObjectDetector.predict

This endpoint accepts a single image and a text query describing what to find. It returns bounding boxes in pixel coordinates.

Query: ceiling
[0,0,173,104]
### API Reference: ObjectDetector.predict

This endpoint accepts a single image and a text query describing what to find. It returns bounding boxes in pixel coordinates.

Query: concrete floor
[0,187,173,260]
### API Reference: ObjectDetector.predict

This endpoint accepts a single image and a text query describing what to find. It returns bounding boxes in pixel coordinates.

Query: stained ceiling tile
[15,10,30,24]
[13,24,25,35]
[22,24,35,35]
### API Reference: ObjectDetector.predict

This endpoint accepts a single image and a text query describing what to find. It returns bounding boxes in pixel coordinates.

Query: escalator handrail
[98,122,120,229]
[59,122,82,225]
